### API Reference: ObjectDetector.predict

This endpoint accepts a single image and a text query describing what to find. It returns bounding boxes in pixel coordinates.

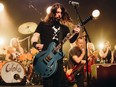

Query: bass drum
[1,61,25,83]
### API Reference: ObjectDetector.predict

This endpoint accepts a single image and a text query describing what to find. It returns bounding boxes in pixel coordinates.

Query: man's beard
[55,17,61,21]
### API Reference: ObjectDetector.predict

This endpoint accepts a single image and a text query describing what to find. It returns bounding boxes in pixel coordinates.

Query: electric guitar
[33,33,76,78]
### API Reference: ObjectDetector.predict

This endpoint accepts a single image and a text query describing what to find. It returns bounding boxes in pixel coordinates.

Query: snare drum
[1,61,25,83]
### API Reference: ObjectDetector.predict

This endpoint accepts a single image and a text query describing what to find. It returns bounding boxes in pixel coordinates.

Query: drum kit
[0,22,42,85]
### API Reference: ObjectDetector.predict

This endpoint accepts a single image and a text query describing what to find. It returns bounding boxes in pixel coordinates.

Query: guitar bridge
[43,56,52,64]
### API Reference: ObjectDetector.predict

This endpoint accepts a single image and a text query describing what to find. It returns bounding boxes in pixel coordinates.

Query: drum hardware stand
[24,64,34,86]
[19,35,31,52]
[26,78,34,86]
[72,4,93,87]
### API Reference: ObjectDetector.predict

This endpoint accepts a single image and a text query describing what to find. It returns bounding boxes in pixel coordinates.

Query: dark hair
[51,3,65,15]
[43,3,72,25]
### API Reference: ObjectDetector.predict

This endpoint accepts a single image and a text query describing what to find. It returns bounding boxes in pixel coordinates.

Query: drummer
[5,37,24,61]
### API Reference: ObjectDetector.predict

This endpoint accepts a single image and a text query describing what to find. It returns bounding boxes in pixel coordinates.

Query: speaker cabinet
[91,64,116,80]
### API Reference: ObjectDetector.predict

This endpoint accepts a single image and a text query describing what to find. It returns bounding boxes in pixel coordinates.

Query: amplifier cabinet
[91,63,116,80]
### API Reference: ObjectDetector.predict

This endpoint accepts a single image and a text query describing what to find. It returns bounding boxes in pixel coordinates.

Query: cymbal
[18,22,37,34]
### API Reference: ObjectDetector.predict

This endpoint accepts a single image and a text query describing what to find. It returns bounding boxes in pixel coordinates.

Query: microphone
[69,1,79,6]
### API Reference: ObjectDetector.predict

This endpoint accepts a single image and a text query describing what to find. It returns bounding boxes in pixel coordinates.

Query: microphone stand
[29,1,42,17]
[73,5,91,87]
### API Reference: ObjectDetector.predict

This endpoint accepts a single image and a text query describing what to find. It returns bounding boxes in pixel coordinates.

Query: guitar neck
[72,64,85,76]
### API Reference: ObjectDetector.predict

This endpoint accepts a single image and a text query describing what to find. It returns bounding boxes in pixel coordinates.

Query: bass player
[67,36,86,87]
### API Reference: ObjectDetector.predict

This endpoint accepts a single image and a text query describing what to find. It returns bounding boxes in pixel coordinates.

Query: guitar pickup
[46,56,52,62]
[43,56,52,64]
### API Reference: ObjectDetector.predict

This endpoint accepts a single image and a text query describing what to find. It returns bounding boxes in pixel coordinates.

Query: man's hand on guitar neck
[73,25,80,33]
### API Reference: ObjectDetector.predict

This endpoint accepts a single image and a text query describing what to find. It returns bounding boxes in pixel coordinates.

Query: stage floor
[0,85,43,87]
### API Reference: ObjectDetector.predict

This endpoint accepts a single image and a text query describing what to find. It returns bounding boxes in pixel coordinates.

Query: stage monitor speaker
[91,63,116,80]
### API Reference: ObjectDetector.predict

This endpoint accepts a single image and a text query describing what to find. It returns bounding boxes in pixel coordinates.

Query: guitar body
[33,42,64,78]
[66,69,75,83]
[66,64,85,83]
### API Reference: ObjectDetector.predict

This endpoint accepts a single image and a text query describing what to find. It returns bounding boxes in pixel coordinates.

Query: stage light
[0,3,4,12]
[98,42,104,50]
[92,9,100,19]
[46,6,52,14]
[0,38,4,45]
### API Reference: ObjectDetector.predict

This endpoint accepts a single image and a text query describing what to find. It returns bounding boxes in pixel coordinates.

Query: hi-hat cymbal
[18,22,37,34]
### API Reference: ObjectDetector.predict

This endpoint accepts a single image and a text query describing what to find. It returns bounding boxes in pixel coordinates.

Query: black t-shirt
[35,21,70,51]
[102,49,111,63]
[68,46,82,69]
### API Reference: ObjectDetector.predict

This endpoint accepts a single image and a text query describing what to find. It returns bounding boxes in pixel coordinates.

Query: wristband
[33,42,38,48]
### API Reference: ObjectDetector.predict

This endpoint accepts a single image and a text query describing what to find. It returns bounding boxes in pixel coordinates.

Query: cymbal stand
[19,36,31,52]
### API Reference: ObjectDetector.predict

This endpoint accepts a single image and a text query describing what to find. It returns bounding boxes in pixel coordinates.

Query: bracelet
[33,42,38,48]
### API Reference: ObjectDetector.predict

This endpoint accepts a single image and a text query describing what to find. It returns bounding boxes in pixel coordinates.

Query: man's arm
[31,32,44,50]
[69,33,79,43]
[69,26,80,43]
[72,48,85,63]
[31,32,40,44]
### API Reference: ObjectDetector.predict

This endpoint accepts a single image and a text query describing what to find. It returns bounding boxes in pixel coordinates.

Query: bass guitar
[66,63,85,83]
[33,33,75,78]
